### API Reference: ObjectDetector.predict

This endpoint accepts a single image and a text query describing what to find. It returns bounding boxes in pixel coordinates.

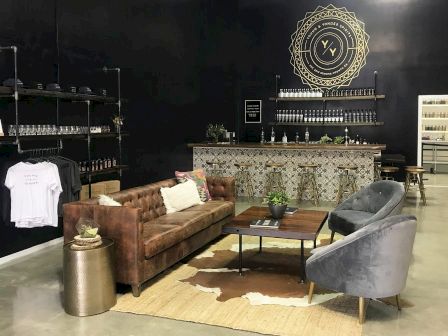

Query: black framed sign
[245,100,262,123]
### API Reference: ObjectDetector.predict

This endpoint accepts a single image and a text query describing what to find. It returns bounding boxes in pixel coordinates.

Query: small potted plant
[333,136,344,144]
[206,123,226,143]
[319,134,333,144]
[264,190,290,219]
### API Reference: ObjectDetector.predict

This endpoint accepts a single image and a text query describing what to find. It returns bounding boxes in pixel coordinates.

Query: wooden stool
[374,162,382,181]
[206,160,225,177]
[234,163,254,199]
[380,166,399,180]
[297,164,320,206]
[336,165,358,204]
[265,162,285,194]
[404,166,426,205]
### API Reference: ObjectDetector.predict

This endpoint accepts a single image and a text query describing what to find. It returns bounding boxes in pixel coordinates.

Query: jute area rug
[112,234,362,336]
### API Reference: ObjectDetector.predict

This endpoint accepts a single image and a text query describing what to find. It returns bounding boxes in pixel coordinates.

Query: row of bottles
[423,125,447,131]
[423,111,448,118]
[79,157,118,173]
[274,109,377,124]
[261,127,369,145]
[278,89,322,98]
[277,88,376,98]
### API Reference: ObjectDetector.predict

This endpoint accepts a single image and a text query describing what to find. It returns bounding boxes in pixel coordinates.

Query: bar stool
[404,166,427,205]
[205,160,225,177]
[336,165,358,204]
[380,166,399,180]
[234,163,254,199]
[374,162,382,181]
[297,163,320,205]
[264,162,285,194]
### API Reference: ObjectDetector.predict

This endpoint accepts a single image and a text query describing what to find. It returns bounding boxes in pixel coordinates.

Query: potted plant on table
[206,123,226,143]
[264,191,290,219]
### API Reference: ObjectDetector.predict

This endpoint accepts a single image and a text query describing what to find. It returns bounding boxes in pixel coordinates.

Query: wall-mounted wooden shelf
[0,132,128,143]
[269,95,385,102]
[268,122,384,127]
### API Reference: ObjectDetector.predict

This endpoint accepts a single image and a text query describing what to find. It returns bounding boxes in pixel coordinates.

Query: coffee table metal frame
[222,206,328,282]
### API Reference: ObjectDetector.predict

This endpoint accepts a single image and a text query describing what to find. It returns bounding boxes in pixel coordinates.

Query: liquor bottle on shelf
[282,132,288,143]
[295,131,299,143]
[270,127,275,143]
[344,127,349,146]
[260,127,265,143]
[305,127,310,144]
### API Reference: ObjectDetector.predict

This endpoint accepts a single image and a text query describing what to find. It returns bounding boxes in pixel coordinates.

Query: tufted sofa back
[81,178,177,222]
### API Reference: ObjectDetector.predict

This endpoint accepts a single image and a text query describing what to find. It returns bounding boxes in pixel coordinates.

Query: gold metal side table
[63,238,116,316]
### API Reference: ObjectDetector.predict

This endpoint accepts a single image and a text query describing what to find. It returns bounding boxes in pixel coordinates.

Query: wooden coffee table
[222,206,328,282]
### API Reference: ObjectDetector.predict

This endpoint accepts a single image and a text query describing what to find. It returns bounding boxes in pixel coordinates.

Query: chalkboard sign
[245,100,262,123]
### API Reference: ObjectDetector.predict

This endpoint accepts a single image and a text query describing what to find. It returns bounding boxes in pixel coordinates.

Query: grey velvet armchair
[307,215,417,323]
[329,180,405,241]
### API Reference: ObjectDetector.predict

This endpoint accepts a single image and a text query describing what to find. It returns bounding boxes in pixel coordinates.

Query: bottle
[282,132,288,143]
[260,127,265,143]
[112,157,117,166]
[344,127,349,146]
[305,127,310,144]
[270,127,275,143]
[295,131,299,143]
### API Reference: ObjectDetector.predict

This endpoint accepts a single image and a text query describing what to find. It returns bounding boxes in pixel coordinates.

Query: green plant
[263,191,290,205]
[333,136,344,144]
[112,114,124,127]
[206,123,225,142]
[319,134,332,144]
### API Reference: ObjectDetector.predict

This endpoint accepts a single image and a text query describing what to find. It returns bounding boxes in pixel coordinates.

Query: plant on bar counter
[319,133,333,144]
[263,190,290,205]
[333,136,344,144]
[206,123,226,143]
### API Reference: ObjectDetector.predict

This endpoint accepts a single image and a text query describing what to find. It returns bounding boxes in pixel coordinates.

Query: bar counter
[188,142,386,202]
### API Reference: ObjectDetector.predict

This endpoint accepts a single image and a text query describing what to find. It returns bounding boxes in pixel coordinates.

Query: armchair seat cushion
[329,210,375,236]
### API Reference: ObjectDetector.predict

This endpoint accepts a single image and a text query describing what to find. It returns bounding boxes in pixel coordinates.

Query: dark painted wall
[1,0,448,256]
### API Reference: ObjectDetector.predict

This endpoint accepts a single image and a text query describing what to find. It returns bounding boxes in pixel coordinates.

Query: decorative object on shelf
[263,190,290,219]
[29,81,43,90]
[112,114,124,133]
[68,86,77,93]
[0,119,3,136]
[2,77,23,87]
[45,83,61,91]
[71,218,102,250]
[206,123,225,143]
[333,136,344,145]
[96,88,107,96]
[79,86,92,94]
[319,134,332,144]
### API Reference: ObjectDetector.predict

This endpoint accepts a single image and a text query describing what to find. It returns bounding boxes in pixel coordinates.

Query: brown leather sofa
[63,176,235,297]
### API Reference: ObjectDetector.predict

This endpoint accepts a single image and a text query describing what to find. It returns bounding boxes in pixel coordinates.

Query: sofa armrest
[207,176,235,202]
[63,203,144,285]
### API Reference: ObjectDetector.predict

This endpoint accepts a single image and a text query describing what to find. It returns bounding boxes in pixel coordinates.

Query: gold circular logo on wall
[289,5,369,90]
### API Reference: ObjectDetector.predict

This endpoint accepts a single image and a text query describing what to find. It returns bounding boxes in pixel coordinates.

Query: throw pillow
[160,179,203,214]
[175,168,211,202]
[98,194,122,206]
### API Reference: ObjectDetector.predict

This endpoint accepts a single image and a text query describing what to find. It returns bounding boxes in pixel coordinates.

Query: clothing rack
[18,143,62,157]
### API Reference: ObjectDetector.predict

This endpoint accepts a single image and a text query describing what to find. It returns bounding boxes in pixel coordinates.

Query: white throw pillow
[98,194,122,206]
[160,179,203,214]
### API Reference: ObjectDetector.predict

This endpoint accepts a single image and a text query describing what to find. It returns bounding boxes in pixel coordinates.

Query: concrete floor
[1,176,448,336]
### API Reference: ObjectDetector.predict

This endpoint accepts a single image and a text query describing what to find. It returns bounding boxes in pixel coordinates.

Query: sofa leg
[131,284,142,297]
[330,231,335,244]
[359,297,366,324]
[308,282,315,304]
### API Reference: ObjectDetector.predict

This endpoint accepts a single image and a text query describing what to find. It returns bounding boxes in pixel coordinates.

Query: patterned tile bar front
[192,146,378,202]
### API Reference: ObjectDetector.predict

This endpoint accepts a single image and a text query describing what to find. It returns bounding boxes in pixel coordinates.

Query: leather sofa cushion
[329,210,374,235]
[143,211,213,259]
[142,201,234,259]
[183,200,234,222]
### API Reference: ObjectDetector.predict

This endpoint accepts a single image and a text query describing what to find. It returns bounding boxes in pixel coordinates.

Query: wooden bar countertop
[187,142,386,151]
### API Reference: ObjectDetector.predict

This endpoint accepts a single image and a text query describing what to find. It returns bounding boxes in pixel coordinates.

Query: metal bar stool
[404,166,427,205]
[380,166,399,180]
[234,163,254,199]
[264,162,285,194]
[206,160,225,177]
[297,163,320,205]
[336,165,358,204]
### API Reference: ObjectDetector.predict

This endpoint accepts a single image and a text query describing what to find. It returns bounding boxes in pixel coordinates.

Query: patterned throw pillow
[175,169,211,202]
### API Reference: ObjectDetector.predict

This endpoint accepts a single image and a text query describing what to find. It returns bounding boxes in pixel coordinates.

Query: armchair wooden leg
[359,297,366,324]
[396,294,402,311]
[330,231,335,244]
[308,282,315,304]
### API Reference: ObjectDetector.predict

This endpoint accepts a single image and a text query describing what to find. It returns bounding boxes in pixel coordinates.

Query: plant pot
[268,204,287,219]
